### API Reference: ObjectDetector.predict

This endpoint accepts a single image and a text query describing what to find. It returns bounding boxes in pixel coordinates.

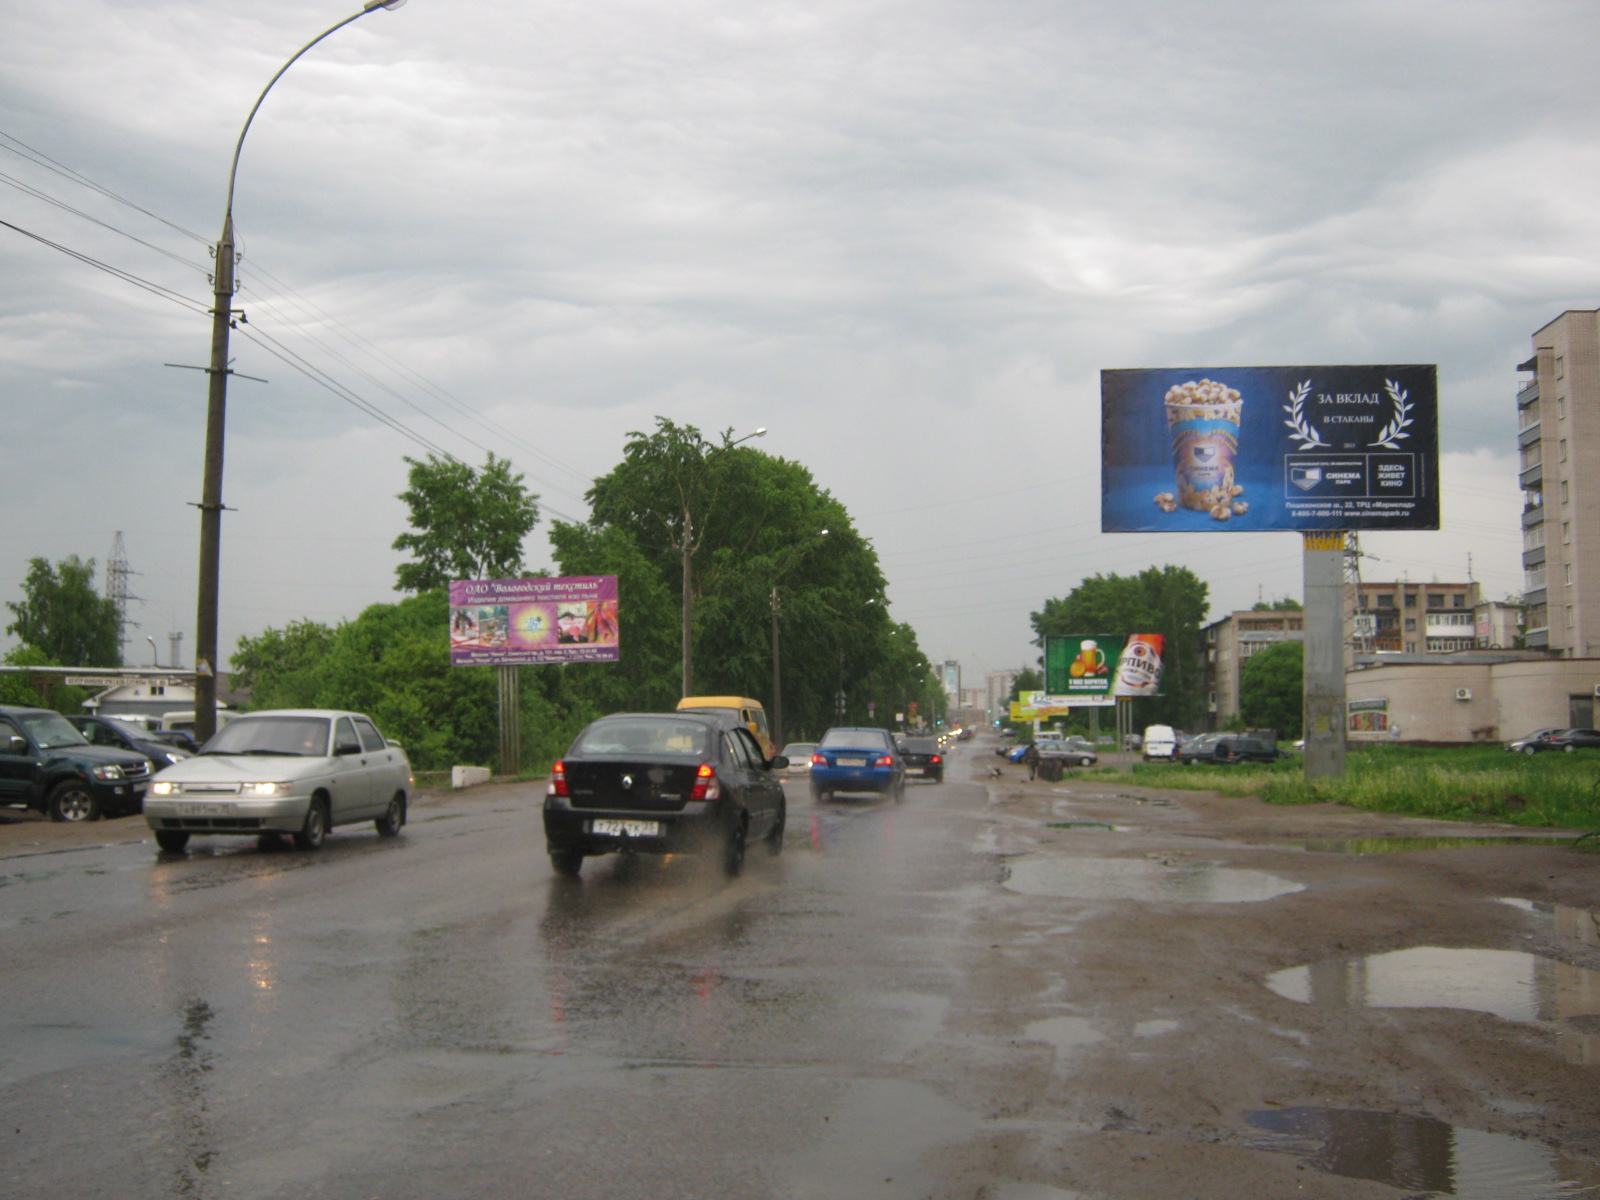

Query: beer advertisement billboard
[1101,365,1438,532]
[1044,634,1166,701]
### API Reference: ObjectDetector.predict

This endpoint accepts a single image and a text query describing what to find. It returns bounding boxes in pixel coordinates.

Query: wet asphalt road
[1,745,1004,1200]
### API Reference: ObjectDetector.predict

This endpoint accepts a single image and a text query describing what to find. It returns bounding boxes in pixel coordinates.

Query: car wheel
[1522,745,1538,755]
[47,780,100,823]
[374,794,406,837]
[1078,756,1093,767]
[549,848,584,877]
[765,798,786,856]
[293,799,329,850]
[722,818,747,877]
[810,786,829,804]
[1564,744,1577,753]
[154,830,190,853]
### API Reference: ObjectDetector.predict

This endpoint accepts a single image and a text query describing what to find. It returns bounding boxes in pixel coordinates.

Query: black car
[1542,728,1600,754]
[899,736,944,783]
[1208,736,1283,764]
[1176,733,1224,765]
[68,714,192,771]
[542,711,788,878]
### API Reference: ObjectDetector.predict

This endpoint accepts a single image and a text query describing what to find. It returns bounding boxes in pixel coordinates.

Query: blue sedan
[809,727,905,803]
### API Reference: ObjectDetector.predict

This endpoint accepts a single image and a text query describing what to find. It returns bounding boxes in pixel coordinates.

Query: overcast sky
[3,0,1595,687]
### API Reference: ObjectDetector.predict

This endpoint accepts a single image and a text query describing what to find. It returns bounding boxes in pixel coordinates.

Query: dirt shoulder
[960,756,1600,1197]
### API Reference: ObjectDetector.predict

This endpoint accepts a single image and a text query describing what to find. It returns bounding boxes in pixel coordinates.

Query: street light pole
[678,426,765,697]
[192,0,408,743]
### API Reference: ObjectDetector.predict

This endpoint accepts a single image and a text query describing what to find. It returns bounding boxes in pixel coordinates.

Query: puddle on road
[1024,1016,1102,1053]
[784,1078,977,1199]
[1244,1105,1600,1198]
[1265,947,1600,1064]
[1003,856,1303,904]
[1304,836,1584,855]
[1498,899,1600,947]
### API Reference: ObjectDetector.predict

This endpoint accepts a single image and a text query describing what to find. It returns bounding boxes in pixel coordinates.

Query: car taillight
[689,762,721,802]
[548,761,568,797]
[874,755,894,767]
[811,753,826,766]
[930,754,941,764]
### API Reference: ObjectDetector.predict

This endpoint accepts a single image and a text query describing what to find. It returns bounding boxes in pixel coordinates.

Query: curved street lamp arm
[223,3,398,220]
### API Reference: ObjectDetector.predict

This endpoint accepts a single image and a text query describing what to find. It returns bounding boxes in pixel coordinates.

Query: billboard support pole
[497,664,521,776]
[1302,532,1346,779]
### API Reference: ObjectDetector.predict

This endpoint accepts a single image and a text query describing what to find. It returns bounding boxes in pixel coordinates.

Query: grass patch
[1134,745,1600,829]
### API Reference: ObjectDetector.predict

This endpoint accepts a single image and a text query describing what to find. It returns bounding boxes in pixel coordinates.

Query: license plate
[591,819,662,837]
[906,767,924,775]
[179,803,230,816]
[838,757,866,766]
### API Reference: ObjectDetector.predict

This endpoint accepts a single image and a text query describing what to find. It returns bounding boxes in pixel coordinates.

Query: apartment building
[1351,581,1478,656]
[1201,609,1305,726]
[1518,309,1600,655]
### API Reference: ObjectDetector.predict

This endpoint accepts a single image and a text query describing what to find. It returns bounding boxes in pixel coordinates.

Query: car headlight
[151,781,175,796]
[92,764,125,782]
[242,782,290,797]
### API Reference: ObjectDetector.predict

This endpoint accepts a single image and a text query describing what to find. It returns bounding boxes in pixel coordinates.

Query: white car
[779,742,817,777]
[144,709,412,853]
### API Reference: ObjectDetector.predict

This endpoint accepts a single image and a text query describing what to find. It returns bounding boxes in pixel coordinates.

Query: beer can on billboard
[1112,633,1164,697]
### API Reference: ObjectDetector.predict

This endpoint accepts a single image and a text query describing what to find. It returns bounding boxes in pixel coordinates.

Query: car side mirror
[7,734,25,754]
[769,755,789,770]
[336,740,363,756]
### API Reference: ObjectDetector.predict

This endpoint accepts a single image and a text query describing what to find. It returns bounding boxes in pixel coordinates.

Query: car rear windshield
[820,728,890,750]
[574,718,710,757]
[902,738,938,753]
[204,716,332,757]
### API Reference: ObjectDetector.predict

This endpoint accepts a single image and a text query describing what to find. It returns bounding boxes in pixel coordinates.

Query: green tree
[231,620,338,709]
[577,416,918,740]
[1239,639,1303,739]
[1251,597,1303,611]
[5,555,122,667]
[1030,565,1209,729]
[393,453,540,592]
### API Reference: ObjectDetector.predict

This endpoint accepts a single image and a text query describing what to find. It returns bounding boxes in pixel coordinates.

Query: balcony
[1520,461,1544,489]
[1517,379,1539,407]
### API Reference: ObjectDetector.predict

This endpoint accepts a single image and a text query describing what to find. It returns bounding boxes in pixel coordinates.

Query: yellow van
[675,696,775,757]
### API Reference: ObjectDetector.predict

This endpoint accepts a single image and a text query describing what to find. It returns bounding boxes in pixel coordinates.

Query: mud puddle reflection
[1266,947,1600,1063]
[1244,1105,1600,1197]
[1004,856,1303,903]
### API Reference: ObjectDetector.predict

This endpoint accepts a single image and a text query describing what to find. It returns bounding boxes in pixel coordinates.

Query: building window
[1560,438,1569,463]
[1404,593,1417,608]
[1555,354,1565,379]
[1568,605,1575,628]
[1562,480,1570,505]
[1404,618,1416,631]
[1559,397,1567,421]
[1405,641,1416,653]
[1377,594,1395,608]
[1452,594,1465,607]
[1567,564,1574,586]
[1426,594,1444,609]
[1565,521,1573,544]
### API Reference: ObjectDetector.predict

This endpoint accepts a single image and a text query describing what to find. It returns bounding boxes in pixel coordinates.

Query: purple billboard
[449,575,619,666]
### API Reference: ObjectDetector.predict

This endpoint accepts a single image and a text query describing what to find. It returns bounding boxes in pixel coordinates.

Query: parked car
[809,727,905,802]
[899,736,945,782]
[1176,733,1224,765]
[543,710,787,877]
[144,709,412,853]
[68,714,192,771]
[1038,736,1097,767]
[779,742,817,778]
[0,704,154,821]
[1208,736,1284,764]
[1506,728,1565,755]
[1541,728,1600,754]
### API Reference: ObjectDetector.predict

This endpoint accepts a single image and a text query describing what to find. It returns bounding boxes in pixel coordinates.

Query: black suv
[0,705,154,821]
[1208,737,1283,764]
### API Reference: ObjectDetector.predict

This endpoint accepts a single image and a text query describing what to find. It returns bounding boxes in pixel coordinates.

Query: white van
[1141,724,1177,762]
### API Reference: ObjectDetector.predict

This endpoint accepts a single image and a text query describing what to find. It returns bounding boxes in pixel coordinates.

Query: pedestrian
[1022,740,1040,781]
